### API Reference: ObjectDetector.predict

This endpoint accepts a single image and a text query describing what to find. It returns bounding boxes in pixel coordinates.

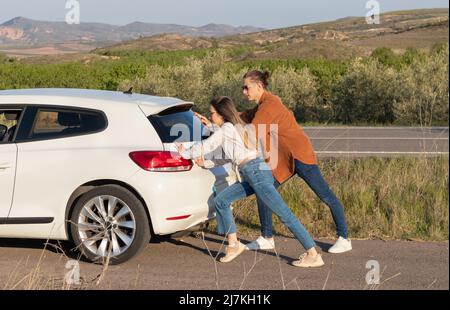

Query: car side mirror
[0,124,7,141]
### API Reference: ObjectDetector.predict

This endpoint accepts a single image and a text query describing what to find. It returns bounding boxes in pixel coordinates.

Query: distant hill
[0,16,264,45]
[2,8,448,60]
[95,8,449,60]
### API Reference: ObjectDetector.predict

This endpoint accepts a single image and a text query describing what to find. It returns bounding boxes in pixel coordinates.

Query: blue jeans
[214,158,316,251]
[258,160,349,239]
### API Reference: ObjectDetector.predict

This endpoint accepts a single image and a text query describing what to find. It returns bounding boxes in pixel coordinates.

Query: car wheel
[70,185,150,264]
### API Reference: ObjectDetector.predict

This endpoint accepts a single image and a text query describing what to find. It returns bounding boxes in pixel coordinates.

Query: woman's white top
[180,122,258,169]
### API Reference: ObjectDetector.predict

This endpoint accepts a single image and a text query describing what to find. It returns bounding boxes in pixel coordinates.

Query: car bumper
[128,166,218,235]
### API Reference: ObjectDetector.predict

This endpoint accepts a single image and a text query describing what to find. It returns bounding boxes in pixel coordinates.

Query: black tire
[70,185,150,265]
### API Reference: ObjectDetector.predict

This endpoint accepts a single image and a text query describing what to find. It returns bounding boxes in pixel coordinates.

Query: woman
[240,70,351,254]
[176,96,324,267]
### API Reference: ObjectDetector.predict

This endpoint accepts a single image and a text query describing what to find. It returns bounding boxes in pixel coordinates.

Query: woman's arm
[177,126,225,160]
[194,112,212,128]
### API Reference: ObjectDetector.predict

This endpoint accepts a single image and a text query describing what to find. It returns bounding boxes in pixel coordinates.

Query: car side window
[30,108,106,140]
[0,109,23,143]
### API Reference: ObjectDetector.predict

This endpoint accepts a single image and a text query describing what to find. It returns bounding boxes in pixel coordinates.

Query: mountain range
[95,8,449,60]
[0,16,264,45]
[0,9,448,60]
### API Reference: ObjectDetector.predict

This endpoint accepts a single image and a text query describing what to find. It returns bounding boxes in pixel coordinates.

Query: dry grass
[207,156,449,241]
[3,224,119,290]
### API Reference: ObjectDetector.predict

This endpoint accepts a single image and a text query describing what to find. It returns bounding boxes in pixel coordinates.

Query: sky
[0,0,448,29]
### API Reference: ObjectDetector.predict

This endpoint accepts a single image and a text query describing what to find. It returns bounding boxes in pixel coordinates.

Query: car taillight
[129,151,193,172]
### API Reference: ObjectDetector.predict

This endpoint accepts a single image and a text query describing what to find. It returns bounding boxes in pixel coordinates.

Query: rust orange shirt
[241,91,317,183]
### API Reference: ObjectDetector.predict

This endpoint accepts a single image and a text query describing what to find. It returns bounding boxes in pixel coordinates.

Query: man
[239,70,351,254]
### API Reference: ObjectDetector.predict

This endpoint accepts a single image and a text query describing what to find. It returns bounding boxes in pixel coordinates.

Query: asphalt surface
[303,127,449,157]
[0,234,447,290]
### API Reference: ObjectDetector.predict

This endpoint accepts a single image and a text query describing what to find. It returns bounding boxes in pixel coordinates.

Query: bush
[394,44,449,126]
[119,50,255,114]
[331,58,400,124]
[401,48,427,65]
[269,67,326,122]
[330,45,449,125]
[371,47,399,67]
[209,67,253,112]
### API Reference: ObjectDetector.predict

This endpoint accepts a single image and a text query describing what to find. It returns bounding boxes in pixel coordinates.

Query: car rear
[128,103,221,236]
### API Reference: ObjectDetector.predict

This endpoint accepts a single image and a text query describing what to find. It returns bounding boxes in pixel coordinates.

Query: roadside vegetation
[219,156,449,241]
[1,44,448,126]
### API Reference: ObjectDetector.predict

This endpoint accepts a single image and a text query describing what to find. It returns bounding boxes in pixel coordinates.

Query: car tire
[70,185,150,265]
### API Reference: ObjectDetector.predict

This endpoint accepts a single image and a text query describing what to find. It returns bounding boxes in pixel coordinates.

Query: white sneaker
[328,236,352,254]
[245,236,275,251]
[292,253,325,268]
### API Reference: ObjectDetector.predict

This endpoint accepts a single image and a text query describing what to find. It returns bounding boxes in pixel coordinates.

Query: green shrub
[270,67,326,122]
[119,50,256,114]
[394,44,449,126]
[371,47,399,67]
[331,58,400,124]
[401,48,427,65]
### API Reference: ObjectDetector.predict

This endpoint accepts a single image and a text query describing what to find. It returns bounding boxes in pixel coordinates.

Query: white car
[0,88,234,264]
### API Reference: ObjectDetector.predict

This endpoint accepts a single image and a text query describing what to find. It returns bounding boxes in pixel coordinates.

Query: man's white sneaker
[328,236,352,254]
[245,236,275,251]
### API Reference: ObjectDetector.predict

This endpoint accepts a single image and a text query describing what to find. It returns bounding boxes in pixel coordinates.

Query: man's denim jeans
[257,160,349,239]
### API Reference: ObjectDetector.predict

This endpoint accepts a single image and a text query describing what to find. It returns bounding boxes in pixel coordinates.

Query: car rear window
[30,108,107,140]
[148,105,208,143]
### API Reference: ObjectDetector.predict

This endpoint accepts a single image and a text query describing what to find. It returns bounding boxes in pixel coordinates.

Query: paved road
[0,234,447,290]
[303,127,449,157]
